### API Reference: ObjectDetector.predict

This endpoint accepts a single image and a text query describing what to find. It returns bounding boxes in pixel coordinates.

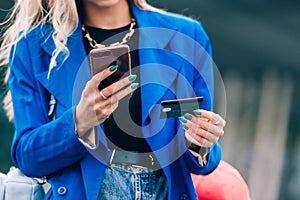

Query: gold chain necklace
[82,18,136,49]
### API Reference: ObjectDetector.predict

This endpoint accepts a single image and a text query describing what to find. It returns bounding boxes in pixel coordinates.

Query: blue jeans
[98,164,168,200]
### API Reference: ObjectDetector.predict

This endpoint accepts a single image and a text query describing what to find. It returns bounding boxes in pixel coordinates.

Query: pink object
[191,160,251,200]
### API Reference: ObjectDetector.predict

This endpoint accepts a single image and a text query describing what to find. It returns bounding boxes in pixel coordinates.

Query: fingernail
[128,74,137,81]
[109,65,118,72]
[179,116,187,123]
[193,110,202,115]
[184,113,192,120]
[182,125,189,130]
[131,82,139,89]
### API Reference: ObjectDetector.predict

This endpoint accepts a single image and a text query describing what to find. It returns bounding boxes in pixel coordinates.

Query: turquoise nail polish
[182,125,189,130]
[193,110,202,115]
[131,82,139,89]
[109,65,118,72]
[128,74,137,81]
[179,116,187,123]
[184,113,192,120]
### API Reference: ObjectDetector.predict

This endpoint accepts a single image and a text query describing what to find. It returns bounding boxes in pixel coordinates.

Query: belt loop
[109,149,116,165]
[149,154,155,166]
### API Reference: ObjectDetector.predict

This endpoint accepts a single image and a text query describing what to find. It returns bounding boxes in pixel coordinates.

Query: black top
[83,23,152,153]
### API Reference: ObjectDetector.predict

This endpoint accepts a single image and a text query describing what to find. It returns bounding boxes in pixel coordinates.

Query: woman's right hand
[75,65,138,138]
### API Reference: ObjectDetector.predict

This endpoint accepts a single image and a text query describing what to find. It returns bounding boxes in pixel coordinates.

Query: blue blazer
[9,4,222,200]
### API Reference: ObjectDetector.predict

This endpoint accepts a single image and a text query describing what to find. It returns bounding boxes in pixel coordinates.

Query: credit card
[160,97,203,118]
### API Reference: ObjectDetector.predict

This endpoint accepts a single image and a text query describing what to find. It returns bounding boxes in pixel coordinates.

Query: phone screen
[89,44,131,91]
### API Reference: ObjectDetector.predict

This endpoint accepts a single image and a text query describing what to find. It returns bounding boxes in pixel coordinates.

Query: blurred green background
[0,0,14,172]
[1,0,299,199]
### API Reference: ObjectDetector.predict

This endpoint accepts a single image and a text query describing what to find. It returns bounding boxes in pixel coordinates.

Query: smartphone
[89,44,131,91]
[160,97,204,118]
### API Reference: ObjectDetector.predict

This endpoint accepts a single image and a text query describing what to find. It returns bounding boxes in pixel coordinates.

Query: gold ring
[100,90,108,100]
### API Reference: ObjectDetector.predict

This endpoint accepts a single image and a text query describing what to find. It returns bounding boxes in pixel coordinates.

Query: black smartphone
[160,97,204,118]
[89,44,131,91]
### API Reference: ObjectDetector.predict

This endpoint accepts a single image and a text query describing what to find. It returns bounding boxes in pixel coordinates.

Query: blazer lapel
[36,22,88,109]
[131,5,182,125]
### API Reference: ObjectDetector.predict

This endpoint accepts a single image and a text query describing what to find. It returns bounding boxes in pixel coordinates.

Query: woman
[0,0,226,199]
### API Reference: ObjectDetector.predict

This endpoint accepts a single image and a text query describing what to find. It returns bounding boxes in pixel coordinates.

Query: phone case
[89,44,131,91]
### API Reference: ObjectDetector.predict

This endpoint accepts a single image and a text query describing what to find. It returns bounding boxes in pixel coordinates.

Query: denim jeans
[98,164,168,200]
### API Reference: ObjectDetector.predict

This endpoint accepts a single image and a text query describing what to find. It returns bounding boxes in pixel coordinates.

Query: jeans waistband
[108,149,161,169]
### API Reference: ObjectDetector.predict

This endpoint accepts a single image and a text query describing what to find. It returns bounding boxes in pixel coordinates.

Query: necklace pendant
[82,18,136,49]
[94,44,106,49]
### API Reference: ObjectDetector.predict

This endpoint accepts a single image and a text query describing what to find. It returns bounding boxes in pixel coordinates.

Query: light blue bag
[0,172,5,199]
[0,167,45,200]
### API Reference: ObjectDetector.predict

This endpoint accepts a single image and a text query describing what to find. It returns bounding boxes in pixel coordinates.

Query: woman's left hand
[179,109,226,148]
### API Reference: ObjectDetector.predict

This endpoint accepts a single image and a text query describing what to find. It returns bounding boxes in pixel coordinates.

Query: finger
[82,65,119,101]
[188,110,225,137]
[182,119,220,143]
[95,107,111,120]
[184,113,224,138]
[91,64,119,87]
[94,100,119,121]
[112,82,139,102]
[101,74,137,97]
[195,109,226,127]
[110,100,119,112]
[185,131,213,148]
[196,119,224,138]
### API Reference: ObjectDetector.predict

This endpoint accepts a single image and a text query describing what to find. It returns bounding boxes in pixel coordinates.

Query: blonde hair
[0,0,159,122]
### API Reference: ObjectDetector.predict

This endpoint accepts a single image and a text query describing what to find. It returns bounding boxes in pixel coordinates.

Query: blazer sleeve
[8,37,87,178]
[182,20,222,174]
